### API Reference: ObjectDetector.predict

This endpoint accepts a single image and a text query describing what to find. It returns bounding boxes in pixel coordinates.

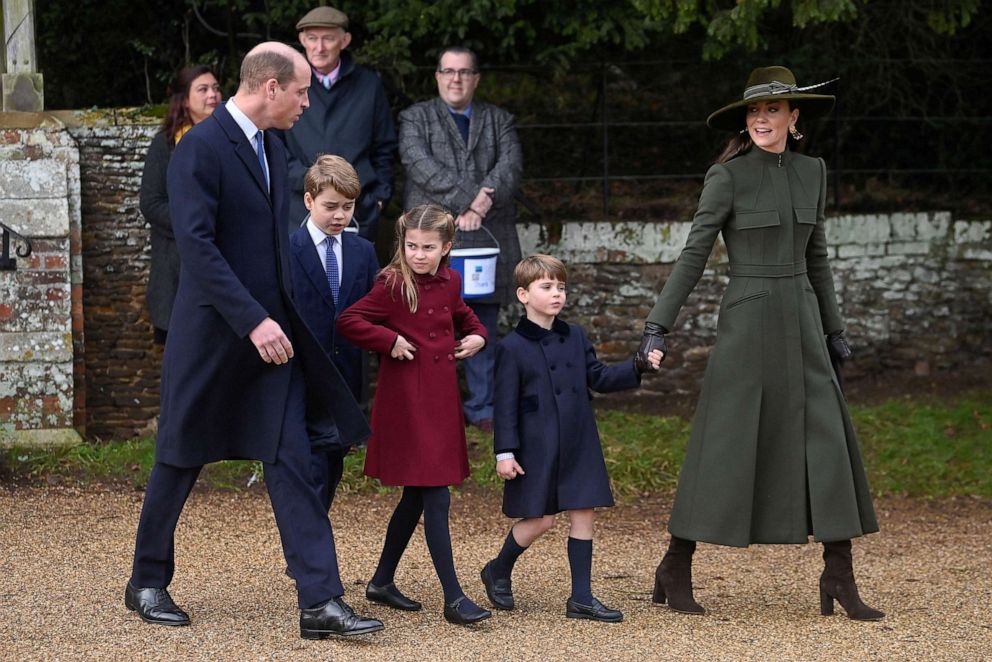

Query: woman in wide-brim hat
[635,66,884,620]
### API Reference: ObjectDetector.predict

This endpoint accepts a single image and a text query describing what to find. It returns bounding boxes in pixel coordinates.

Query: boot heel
[652,578,667,605]
[819,586,835,616]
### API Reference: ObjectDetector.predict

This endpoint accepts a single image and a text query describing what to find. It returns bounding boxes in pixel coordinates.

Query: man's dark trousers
[130,361,344,608]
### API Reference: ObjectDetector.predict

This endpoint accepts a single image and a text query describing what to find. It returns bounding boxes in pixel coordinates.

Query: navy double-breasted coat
[156,104,369,467]
[289,225,378,402]
[336,266,487,486]
[493,317,641,517]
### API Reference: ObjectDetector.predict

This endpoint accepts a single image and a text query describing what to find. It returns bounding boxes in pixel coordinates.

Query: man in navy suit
[288,154,378,512]
[124,42,384,640]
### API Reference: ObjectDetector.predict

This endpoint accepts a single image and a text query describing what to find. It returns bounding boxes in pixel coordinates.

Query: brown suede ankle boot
[652,536,705,614]
[820,540,884,621]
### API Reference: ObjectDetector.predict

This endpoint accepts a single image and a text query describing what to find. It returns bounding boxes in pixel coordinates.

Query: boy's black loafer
[480,560,515,610]
[300,597,385,639]
[366,581,422,611]
[565,596,623,623]
[443,596,492,625]
[124,582,190,626]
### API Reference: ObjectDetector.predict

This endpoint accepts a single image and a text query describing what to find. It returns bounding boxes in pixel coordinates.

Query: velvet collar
[514,315,571,340]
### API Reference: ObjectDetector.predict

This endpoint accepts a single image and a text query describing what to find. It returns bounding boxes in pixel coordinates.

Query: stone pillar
[2,0,44,111]
[0,113,82,448]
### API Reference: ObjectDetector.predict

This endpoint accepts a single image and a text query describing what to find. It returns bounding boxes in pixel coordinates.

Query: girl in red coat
[337,204,492,626]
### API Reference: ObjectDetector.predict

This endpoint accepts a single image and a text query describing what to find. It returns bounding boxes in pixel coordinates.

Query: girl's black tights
[370,486,465,604]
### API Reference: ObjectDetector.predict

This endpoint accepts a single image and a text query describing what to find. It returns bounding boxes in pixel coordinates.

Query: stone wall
[0,114,84,446]
[518,213,992,396]
[3,118,989,441]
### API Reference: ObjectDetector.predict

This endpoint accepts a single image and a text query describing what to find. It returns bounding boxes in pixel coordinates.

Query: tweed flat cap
[296,6,349,31]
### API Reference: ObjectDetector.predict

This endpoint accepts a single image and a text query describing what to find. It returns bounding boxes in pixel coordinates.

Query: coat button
[428,308,434,315]
[559,337,565,343]
[443,305,449,312]
[555,389,562,395]
[447,354,454,361]
[550,364,556,371]
[426,285,432,290]
[543,340,550,346]
[566,362,572,368]
[444,329,450,335]
[429,331,437,339]
[434,355,440,362]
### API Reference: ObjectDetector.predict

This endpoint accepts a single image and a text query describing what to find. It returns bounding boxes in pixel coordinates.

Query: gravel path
[1,487,990,661]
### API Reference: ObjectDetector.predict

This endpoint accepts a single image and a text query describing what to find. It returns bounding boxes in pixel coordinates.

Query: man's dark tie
[451,112,470,144]
[254,130,269,190]
[324,236,340,305]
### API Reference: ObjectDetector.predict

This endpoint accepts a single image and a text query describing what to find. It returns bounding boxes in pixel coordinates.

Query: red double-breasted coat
[337,266,487,486]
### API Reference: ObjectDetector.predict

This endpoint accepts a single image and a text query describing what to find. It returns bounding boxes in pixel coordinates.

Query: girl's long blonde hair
[382,204,456,312]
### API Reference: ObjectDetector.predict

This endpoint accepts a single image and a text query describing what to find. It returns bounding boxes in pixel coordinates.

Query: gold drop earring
[789,124,804,140]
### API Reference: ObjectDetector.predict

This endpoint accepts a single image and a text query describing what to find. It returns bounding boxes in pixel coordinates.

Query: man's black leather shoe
[443,596,492,625]
[124,582,190,626]
[300,597,385,639]
[480,560,514,610]
[565,596,623,623]
[366,581,422,611]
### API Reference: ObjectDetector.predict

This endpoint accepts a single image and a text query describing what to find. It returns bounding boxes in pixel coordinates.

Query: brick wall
[4,117,990,441]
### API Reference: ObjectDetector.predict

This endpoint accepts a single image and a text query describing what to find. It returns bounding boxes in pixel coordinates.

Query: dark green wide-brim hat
[707,66,836,131]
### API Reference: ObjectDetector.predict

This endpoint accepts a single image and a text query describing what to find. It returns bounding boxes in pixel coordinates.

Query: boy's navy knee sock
[370,487,423,587]
[567,536,594,604]
[420,486,466,604]
[491,527,528,579]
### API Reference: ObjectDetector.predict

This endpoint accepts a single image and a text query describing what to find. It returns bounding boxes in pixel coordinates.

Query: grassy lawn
[3,391,990,499]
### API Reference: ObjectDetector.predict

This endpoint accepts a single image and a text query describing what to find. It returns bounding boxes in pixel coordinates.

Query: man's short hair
[437,46,478,71]
[304,154,361,200]
[240,50,297,92]
[514,254,568,289]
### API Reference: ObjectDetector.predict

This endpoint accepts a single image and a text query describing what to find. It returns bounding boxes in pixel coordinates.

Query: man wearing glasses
[398,46,523,434]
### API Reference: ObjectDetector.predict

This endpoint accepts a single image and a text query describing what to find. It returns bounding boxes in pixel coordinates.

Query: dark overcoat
[157,104,369,467]
[139,130,179,332]
[289,225,378,401]
[336,266,486,486]
[647,146,879,547]
[276,52,398,236]
[494,317,641,517]
[398,98,522,305]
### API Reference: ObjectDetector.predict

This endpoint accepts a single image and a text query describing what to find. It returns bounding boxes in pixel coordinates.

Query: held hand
[473,187,495,216]
[249,318,294,365]
[634,322,668,374]
[391,334,417,360]
[496,458,525,481]
[454,334,485,359]
[456,211,482,231]
[646,349,664,371]
[827,331,853,363]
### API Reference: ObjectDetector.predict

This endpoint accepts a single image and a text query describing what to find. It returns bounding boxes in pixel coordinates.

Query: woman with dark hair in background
[636,66,884,621]
[139,65,222,344]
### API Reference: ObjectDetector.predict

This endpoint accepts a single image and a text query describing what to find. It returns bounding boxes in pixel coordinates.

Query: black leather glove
[827,331,853,363]
[634,322,668,374]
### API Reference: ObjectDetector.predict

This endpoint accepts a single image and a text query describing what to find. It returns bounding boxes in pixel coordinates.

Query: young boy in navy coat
[289,155,378,512]
[481,254,663,622]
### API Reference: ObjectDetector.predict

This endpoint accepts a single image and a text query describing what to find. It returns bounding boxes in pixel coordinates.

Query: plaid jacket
[399,97,523,305]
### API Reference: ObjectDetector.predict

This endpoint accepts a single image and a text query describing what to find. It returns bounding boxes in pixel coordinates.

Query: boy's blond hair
[514,254,567,290]
[304,154,361,200]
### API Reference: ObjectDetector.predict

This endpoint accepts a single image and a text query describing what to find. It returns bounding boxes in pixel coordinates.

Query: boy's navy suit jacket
[289,225,378,401]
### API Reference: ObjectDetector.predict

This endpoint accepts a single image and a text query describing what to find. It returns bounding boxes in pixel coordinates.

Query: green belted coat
[648,146,878,547]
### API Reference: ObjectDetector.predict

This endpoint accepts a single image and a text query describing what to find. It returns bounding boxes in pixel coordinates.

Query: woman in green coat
[636,66,883,621]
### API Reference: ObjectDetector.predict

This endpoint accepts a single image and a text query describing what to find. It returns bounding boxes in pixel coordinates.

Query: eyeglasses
[437,68,478,79]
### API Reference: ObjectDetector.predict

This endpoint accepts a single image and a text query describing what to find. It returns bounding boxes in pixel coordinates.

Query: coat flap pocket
[520,395,539,414]
[795,207,818,224]
[735,210,780,229]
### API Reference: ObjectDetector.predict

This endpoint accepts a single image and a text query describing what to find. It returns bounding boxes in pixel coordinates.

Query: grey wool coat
[648,146,879,548]
[398,97,523,305]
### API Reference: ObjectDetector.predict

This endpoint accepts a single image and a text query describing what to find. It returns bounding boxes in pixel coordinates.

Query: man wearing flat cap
[276,6,397,245]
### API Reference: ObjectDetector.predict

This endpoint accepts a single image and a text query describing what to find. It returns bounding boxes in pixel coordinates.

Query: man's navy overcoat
[156,104,369,468]
[493,317,641,517]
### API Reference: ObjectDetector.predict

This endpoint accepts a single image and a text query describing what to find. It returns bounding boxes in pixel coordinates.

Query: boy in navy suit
[289,155,378,512]
[480,254,663,622]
